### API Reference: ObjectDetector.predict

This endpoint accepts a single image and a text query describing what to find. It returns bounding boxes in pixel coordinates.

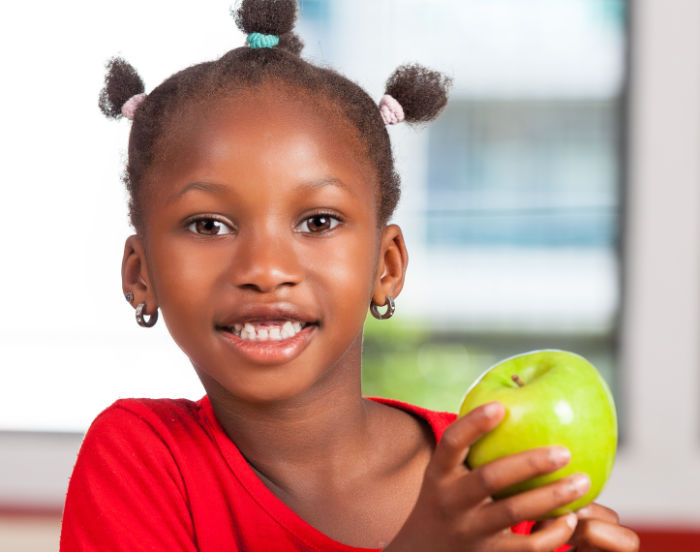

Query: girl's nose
[230,229,303,293]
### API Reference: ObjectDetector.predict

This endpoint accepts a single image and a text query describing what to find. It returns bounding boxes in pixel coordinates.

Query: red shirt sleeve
[60,403,197,551]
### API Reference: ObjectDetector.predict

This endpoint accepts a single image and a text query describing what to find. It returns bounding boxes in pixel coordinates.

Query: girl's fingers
[572,519,640,551]
[477,473,591,534]
[452,446,571,508]
[430,402,505,475]
[499,513,578,552]
[534,502,620,535]
[575,502,620,524]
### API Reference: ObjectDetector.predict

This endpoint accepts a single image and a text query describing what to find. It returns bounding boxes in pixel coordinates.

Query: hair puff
[277,31,304,56]
[234,0,298,36]
[98,57,145,119]
[385,64,452,123]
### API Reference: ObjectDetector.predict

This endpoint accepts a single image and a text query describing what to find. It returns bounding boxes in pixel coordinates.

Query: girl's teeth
[281,321,294,339]
[242,322,256,340]
[233,321,305,341]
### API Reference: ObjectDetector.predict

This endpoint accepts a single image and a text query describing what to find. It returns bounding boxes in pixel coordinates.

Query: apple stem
[511,374,526,387]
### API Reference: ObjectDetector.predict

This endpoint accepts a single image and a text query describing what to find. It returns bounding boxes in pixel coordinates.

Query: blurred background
[1,0,698,549]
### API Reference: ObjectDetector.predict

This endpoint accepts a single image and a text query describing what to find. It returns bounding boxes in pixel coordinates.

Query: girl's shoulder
[75,396,224,474]
[88,396,207,440]
[368,396,458,443]
[99,396,204,421]
[361,397,457,489]
[61,398,214,549]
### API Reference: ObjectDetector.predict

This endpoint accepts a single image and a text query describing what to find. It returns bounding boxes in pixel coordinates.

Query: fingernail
[482,402,502,418]
[565,513,578,529]
[549,446,571,465]
[571,474,591,494]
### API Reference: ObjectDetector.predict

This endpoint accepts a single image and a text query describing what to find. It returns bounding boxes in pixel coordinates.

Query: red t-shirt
[60,396,563,551]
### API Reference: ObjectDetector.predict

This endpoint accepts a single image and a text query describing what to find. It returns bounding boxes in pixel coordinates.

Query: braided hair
[98,0,451,234]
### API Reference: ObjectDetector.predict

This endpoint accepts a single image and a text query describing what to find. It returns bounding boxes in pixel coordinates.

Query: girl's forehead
[145,88,379,202]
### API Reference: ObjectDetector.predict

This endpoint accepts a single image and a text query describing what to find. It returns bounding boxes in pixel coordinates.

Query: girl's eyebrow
[171,178,355,203]
[295,177,355,196]
[170,181,228,203]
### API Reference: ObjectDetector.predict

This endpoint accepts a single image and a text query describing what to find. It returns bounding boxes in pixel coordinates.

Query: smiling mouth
[218,320,316,342]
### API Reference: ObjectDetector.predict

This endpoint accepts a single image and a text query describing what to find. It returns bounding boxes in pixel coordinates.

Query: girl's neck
[216,386,372,462]
[199,357,381,493]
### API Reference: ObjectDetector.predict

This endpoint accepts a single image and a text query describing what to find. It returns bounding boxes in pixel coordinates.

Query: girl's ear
[372,224,409,306]
[121,235,158,312]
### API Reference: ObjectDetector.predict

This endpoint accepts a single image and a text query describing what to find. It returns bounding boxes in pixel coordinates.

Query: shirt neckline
[197,395,456,552]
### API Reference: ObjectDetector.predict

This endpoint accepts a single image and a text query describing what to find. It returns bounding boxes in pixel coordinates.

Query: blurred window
[356,0,627,414]
[426,99,619,249]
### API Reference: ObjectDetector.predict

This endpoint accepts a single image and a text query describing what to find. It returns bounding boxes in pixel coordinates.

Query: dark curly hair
[99,0,451,234]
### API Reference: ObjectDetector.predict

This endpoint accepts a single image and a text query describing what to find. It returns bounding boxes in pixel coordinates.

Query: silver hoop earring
[135,303,158,328]
[370,295,395,320]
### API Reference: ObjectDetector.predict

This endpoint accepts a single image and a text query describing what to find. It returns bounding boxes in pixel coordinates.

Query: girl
[60,1,639,550]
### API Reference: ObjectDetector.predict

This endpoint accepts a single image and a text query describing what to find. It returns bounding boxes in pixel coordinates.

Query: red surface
[630,526,700,550]
[0,504,62,519]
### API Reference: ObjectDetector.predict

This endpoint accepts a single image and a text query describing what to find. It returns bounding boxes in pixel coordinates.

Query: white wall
[604,0,700,526]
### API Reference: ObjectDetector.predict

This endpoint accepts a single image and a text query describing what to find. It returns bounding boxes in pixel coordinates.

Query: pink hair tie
[121,93,147,120]
[379,94,405,125]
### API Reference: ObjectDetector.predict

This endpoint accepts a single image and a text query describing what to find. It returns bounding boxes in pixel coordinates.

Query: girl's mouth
[219,320,313,341]
[216,319,318,364]
[215,304,319,363]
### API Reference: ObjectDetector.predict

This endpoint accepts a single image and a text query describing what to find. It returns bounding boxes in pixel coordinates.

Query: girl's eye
[300,214,341,233]
[187,217,233,236]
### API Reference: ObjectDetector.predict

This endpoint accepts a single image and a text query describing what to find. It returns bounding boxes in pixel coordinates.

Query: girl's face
[122,86,407,405]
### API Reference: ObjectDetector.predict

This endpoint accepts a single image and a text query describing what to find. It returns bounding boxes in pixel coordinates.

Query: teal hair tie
[247,33,280,49]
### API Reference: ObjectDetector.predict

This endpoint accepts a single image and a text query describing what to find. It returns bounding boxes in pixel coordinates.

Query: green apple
[458,349,617,518]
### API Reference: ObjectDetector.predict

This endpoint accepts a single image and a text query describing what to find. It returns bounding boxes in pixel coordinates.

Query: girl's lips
[216,323,317,365]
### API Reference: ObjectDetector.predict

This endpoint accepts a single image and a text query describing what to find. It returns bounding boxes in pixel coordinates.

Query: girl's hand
[550,502,640,551]
[384,402,590,552]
